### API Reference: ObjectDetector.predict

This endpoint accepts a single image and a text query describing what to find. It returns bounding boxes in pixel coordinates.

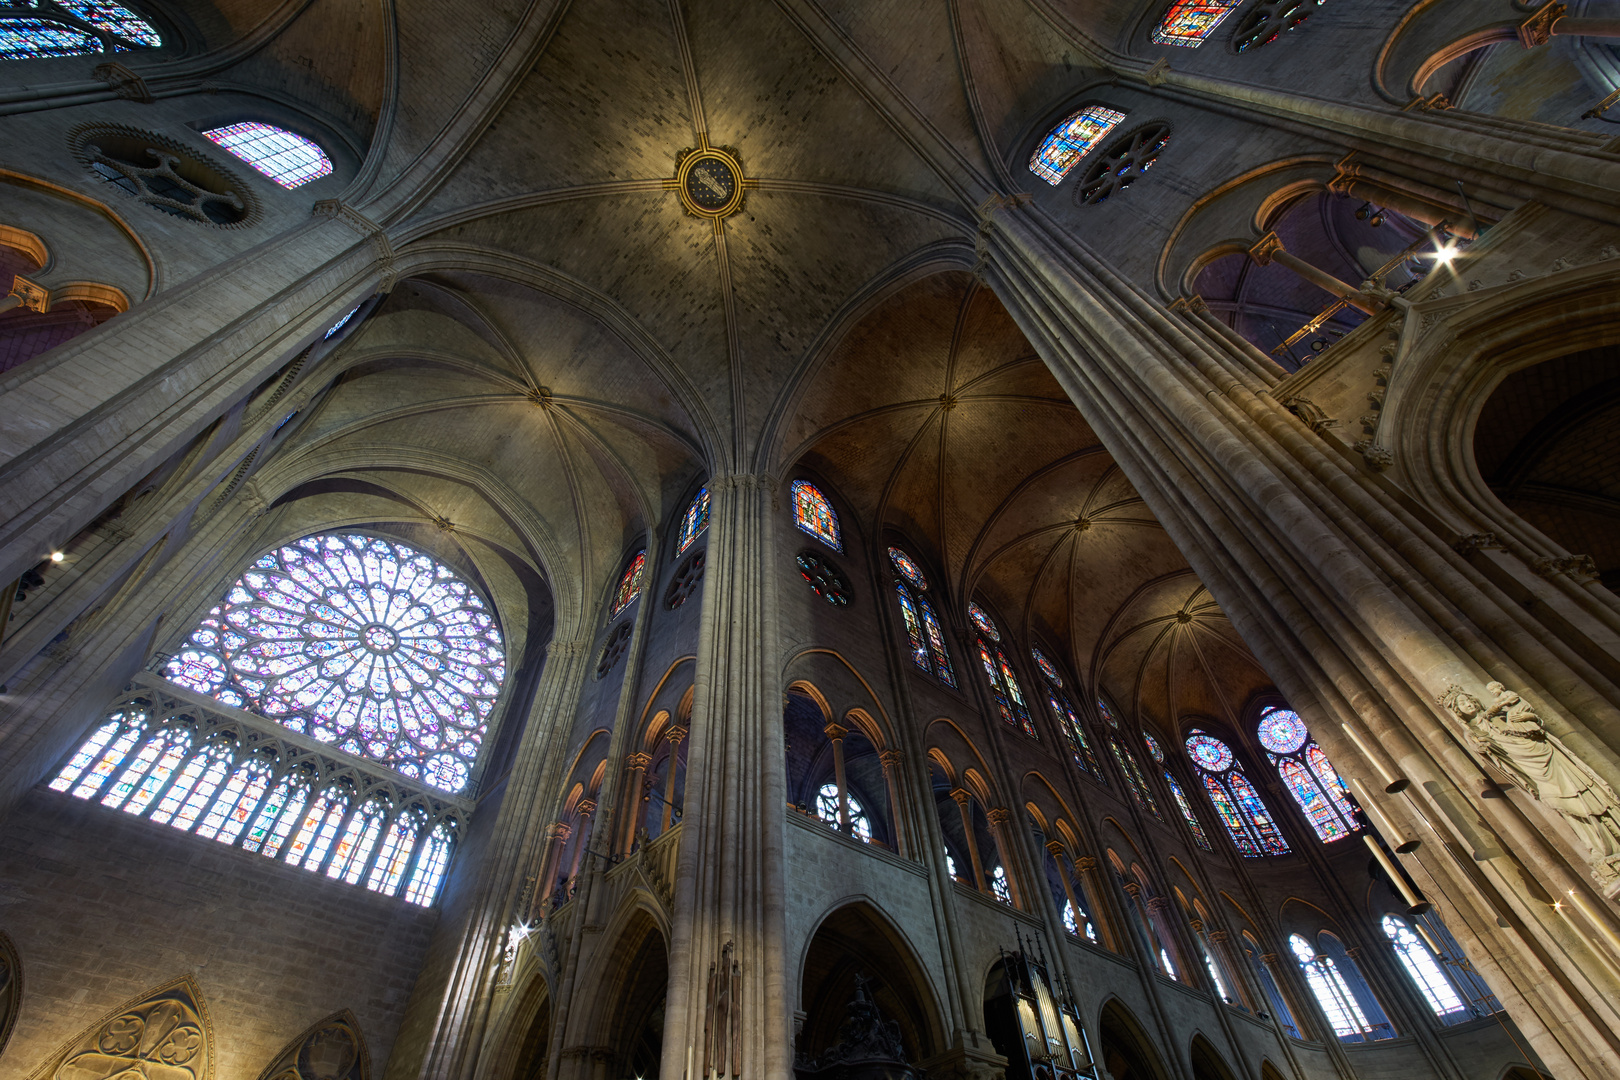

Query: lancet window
[991,864,1013,905]
[1164,771,1213,850]
[1186,730,1289,856]
[1029,105,1127,185]
[1381,915,1471,1021]
[1046,690,1103,780]
[201,123,333,189]
[1151,0,1241,46]
[978,639,1036,738]
[678,486,710,555]
[791,479,842,551]
[161,532,504,794]
[324,305,361,339]
[50,686,462,904]
[1,0,160,60]
[1258,707,1362,843]
[1289,933,1395,1042]
[610,550,646,618]
[888,547,954,686]
[1241,933,1299,1036]
[1107,734,1161,819]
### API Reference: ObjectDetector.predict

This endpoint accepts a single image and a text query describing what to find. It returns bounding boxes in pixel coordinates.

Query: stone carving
[1352,441,1394,471]
[704,940,742,1078]
[1283,397,1338,432]
[92,62,153,103]
[1452,533,1503,556]
[9,275,50,312]
[257,1010,368,1080]
[796,974,913,1080]
[1532,554,1599,583]
[29,975,211,1080]
[1440,683,1620,881]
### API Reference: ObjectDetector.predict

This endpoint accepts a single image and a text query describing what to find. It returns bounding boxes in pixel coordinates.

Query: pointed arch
[254,1010,368,1080]
[27,975,214,1080]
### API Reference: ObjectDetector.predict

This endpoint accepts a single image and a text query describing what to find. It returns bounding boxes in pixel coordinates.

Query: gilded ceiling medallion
[675,144,745,219]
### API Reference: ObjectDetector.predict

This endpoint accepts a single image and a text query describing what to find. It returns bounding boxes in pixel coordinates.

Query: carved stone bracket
[1452,532,1503,556]
[1533,554,1599,583]
[8,275,49,313]
[1518,3,1567,47]
[93,62,153,103]
[1352,440,1394,471]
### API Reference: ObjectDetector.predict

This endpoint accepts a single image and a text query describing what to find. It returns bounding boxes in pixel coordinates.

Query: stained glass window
[1062,900,1097,942]
[1186,730,1289,856]
[201,123,333,189]
[161,533,504,794]
[611,550,646,618]
[1165,771,1213,850]
[918,597,956,687]
[1413,912,1501,1016]
[1382,916,1467,1019]
[1048,691,1103,780]
[1,0,160,61]
[1029,105,1128,185]
[1151,0,1241,46]
[678,486,710,555]
[1108,735,1161,819]
[991,864,1013,905]
[1260,707,1361,844]
[798,552,851,606]
[324,305,360,339]
[1031,646,1062,686]
[887,546,927,590]
[966,601,1000,641]
[895,582,930,671]
[791,480,842,551]
[1290,935,1381,1041]
[1142,731,1164,763]
[815,782,872,841]
[51,703,458,904]
[1096,697,1120,729]
[979,640,1035,737]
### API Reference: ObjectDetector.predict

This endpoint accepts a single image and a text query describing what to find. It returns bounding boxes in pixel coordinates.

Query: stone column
[878,749,905,856]
[950,789,987,892]
[1072,856,1118,953]
[567,800,596,890]
[1519,5,1620,47]
[1247,232,1381,315]
[1145,896,1185,981]
[659,474,788,1080]
[617,752,652,855]
[981,198,1620,1078]
[1047,842,1084,934]
[537,821,572,907]
[985,807,1021,906]
[661,725,687,834]
[824,721,850,833]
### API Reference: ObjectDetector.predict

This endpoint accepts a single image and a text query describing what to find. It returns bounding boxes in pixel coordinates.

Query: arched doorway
[1097,1001,1169,1080]
[578,911,668,1080]
[796,903,940,1075]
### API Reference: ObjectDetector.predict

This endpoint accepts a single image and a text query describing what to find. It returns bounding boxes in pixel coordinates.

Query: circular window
[73,125,259,227]
[665,548,707,609]
[1076,123,1171,206]
[1232,0,1322,52]
[1185,731,1236,772]
[797,552,851,606]
[162,533,503,792]
[887,546,928,590]
[597,621,632,679]
[1257,706,1309,754]
[1143,731,1165,763]
[967,601,1000,641]
[1031,646,1062,686]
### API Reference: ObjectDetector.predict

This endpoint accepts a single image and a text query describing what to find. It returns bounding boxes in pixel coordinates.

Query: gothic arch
[1187,1033,1238,1080]
[796,900,946,1068]
[1095,998,1171,1080]
[254,1009,368,1080]
[569,907,669,1079]
[480,970,552,1080]
[25,975,213,1080]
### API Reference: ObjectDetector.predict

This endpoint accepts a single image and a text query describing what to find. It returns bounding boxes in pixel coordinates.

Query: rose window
[162,533,505,793]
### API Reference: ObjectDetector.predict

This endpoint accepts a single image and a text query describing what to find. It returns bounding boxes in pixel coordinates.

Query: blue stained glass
[324,306,360,339]
[1152,0,1242,46]
[202,122,332,189]
[1096,697,1119,729]
[1,18,99,58]
[1281,757,1345,841]
[678,487,710,555]
[1049,691,1102,779]
[896,582,930,672]
[1261,704,1361,844]
[1143,731,1164,763]
[1,1,161,61]
[791,480,842,551]
[1031,646,1062,686]
[1257,706,1309,753]
[1109,735,1161,819]
[967,602,1000,641]
[1186,733,1234,772]
[1203,774,1260,856]
[1229,771,1290,854]
[611,551,645,617]
[57,0,161,44]
[1165,771,1212,850]
[1029,106,1128,185]
[996,649,1036,738]
[918,597,956,687]
[979,639,1013,726]
[887,546,927,590]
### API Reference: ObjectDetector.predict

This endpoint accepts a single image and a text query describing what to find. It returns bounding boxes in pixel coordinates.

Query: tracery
[1047,690,1103,780]
[1186,730,1289,856]
[201,123,333,189]
[1381,915,1467,1020]
[161,532,505,793]
[1164,771,1213,850]
[815,781,872,842]
[1258,707,1362,843]
[1,0,160,60]
[888,547,954,686]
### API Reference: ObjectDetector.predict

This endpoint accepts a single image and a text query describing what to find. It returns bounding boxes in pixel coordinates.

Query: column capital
[625,752,652,769]
[986,807,1012,826]
[878,749,903,772]
[8,275,50,313]
[1122,881,1142,898]
[576,798,596,818]
[1188,918,1205,933]
[1045,840,1067,857]
[1145,896,1172,914]
[546,821,572,841]
[949,787,974,807]
[1260,952,1281,966]
[1208,930,1230,944]
[1248,231,1284,266]
[664,725,689,745]
[1073,856,1098,872]
[823,722,849,741]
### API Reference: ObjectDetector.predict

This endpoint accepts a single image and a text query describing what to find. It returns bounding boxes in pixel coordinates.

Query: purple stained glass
[1166,771,1213,850]
[1,18,100,59]
[161,533,504,793]
[1203,774,1260,856]
[1308,744,1360,821]
[1152,0,1242,47]
[887,546,927,590]
[1229,771,1290,854]
[1049,691,1102,779]
[979,640,1014,726]
[1029,106,1128,185]
[1185,732,1234,772]
[967,601,1000,641]
[57,0,162,45]
[1109,735,1161,818]
[1281,757,1345,842]
[1031,646,1062,686]
[1257,706,1309,754]
[1096,697,1119,729]
[996,649,1035,738]
[202,122,334,189]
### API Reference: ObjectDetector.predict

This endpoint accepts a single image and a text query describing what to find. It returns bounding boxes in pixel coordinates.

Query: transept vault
[1,2,1619,1080]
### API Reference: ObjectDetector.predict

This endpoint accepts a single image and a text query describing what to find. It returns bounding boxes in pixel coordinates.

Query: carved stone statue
[1441,682,1620,880]
[796,974,914,1080]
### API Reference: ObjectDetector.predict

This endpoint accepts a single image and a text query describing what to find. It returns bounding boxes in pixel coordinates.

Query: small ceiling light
[50,551,64,563]
[1354,203,1371,220]
[1368,211,1384,227]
